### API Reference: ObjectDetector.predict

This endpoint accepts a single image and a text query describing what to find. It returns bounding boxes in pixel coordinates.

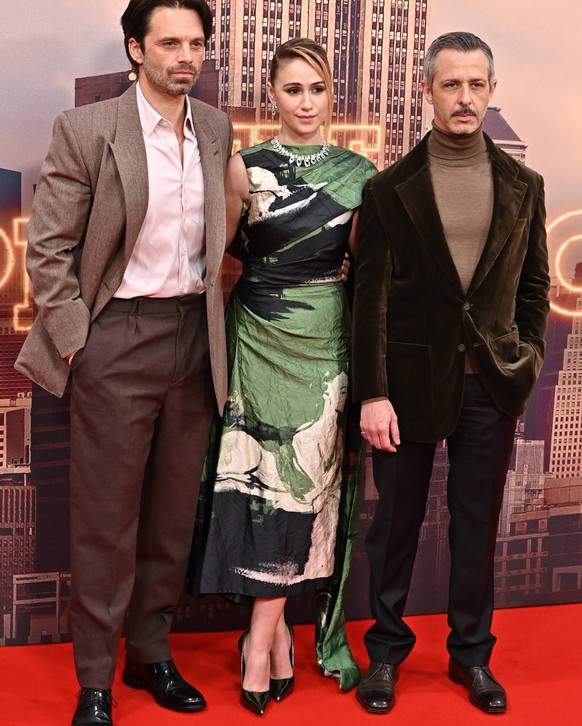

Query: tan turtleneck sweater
[428,124,493,373]
[428,124,493,294]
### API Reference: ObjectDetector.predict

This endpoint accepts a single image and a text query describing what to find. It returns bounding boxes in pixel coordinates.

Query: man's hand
[360,399,401,452]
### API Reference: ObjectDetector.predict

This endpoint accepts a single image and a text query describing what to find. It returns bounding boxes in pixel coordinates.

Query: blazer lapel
[467,137,527,296]
[190,100,225,281]
[108,84,149,266]
[395,140,463,292]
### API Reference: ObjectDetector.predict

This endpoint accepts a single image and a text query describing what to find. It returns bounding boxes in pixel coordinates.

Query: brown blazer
[16,84,233,412]
[352,132,550,442]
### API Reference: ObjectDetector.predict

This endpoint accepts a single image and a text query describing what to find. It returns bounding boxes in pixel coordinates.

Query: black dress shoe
[270,622,294,702]
[239,631,271,715]
[448,658,507,713]
[72,688,114,725]
[122,658,206,712]
[356,662,398,714]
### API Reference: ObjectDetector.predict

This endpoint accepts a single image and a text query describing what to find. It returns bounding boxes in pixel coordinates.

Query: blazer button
[458,343,466,352]
[463,302,471,311]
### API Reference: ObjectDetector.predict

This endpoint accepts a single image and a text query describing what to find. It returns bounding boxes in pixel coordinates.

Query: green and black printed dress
[198,140,375,688]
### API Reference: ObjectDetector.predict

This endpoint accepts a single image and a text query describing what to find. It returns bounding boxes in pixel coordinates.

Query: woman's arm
[225,152,250,246]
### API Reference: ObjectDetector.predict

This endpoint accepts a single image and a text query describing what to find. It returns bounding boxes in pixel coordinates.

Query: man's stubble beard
[142,55,199,96]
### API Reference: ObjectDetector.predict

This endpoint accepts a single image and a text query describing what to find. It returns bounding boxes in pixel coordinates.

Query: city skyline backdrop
[1,1,581,279]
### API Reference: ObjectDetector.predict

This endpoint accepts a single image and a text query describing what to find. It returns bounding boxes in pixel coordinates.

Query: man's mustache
[168,64,197,74]
[453,106,477,117]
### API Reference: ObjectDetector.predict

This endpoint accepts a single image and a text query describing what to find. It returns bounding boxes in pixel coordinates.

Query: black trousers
[69,295,214,688]
[364,375,517,667]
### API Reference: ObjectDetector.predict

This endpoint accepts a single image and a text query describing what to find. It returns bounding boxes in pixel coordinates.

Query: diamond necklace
[271,136,330,167]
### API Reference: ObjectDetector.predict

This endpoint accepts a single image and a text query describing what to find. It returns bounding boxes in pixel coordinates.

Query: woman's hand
[340,252,351,281]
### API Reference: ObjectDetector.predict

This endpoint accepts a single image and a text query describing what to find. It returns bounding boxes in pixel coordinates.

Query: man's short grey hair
[423,31,495,88]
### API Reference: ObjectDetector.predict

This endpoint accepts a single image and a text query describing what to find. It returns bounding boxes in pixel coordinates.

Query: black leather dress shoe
[72,688,114,725]
[356,662,399,714]
[122,658,206,712]
[448,659,507,713]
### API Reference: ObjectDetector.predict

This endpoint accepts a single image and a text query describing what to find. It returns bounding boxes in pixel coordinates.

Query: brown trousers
[69,295,214,688]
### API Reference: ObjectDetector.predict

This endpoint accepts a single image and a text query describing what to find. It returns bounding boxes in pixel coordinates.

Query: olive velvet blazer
[16,84,233,412]
[352,132,550,442]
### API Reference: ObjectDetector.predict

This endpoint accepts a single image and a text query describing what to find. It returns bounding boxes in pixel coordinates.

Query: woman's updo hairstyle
[269,38,334,133]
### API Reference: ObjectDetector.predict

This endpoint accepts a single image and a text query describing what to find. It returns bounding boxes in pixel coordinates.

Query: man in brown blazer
[15,1,232,723]
[352,32,549,716]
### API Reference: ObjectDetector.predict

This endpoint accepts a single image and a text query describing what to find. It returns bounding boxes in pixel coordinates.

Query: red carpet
[3,604,581,725]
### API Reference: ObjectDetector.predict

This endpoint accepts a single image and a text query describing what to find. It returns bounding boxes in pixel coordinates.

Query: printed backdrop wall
[1,0,581,646]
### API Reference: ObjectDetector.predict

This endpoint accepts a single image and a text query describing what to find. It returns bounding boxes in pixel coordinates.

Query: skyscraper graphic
[524,297,576,471]
[483,107,527,163]
[0,481,36,643]
[499,438,545,537]
[207,0,428,168]
[549,292,582,478]
[0,393,34,643]
[0,165,38,642]
[494,271,582,606]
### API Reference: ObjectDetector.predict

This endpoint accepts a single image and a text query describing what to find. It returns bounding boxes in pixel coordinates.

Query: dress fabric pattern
[195,141,375,688]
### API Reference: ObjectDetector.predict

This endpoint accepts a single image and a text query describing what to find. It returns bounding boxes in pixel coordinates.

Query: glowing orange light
[0,217,33,332]
[0,226,15,288]
[547,210,582,317]
[13,217,33,332]
[555,236,582,292]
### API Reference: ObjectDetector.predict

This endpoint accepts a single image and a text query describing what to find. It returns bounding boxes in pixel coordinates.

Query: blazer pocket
[490,330,520,363]
[387,341,433,419]
[489,330,537,393]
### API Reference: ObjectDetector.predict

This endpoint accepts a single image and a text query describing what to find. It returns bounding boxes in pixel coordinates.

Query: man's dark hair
[121,0,213,72]
[423,31,495,88]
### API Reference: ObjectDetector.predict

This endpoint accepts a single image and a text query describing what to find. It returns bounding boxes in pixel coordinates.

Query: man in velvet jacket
[352,32,549,716]
[15,2,232,724]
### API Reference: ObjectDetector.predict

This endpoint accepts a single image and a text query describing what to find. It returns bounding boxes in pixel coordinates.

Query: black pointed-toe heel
[270,622,295,702]
[239,631,271,716]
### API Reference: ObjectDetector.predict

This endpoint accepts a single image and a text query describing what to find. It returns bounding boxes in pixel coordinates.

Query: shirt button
[458,343,466,352]
[463,302,471,311]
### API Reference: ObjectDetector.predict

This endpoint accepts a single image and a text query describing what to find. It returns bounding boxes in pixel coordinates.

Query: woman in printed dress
[196,38,376,714]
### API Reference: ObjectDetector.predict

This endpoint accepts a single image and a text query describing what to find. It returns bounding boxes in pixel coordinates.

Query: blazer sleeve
[515,175,550,368]
[226,117,234,161]
[26,111,92,359]
[352,179,393,402]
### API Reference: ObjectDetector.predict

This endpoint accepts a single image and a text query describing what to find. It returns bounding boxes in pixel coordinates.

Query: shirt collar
[136,80,194,138]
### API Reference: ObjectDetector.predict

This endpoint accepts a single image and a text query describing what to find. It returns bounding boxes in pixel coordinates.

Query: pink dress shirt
[114,81,206,298]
